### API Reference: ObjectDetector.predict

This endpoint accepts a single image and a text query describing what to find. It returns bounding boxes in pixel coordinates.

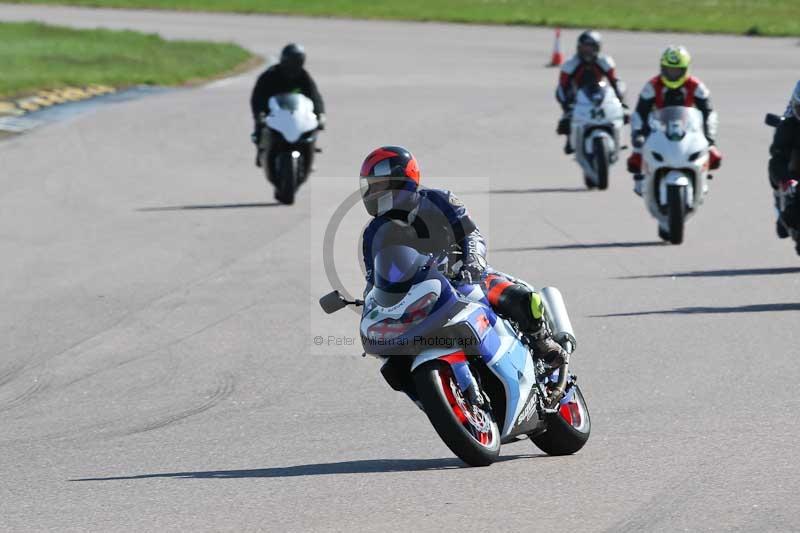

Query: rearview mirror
[319,291,346,314]
[765,113,783,128]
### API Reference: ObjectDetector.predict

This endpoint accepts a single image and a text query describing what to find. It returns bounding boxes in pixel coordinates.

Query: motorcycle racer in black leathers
[769,81,800,243]
[250,43,325,167]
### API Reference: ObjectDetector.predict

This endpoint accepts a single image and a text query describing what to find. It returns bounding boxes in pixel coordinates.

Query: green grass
[2,0,800,36]
[0,21,254,99]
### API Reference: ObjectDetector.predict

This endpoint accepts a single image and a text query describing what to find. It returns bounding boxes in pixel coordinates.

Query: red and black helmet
[359,146,421,217]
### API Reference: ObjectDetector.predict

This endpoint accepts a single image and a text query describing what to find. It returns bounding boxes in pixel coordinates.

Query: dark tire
[297,154,308,186]
[413,360,500,467]
[274,153,299,205]
[262,153,275,186]
[531,385,591,456]
[593,137,609,190]
[667,184,686,245]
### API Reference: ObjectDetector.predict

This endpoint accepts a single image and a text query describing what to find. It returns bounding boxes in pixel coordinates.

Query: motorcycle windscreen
[269,92,303,112]
[578,79,607,105]
[373,245,430,305]
[650,106,703,140]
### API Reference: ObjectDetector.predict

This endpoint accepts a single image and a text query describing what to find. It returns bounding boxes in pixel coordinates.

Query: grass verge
[1,0,799,36]
[0,21,255,99]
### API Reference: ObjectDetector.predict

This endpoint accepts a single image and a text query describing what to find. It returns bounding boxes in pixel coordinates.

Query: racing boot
[527,292,566,370]
[777,220,789,239]
[251,129,262,168]
[633,175,644,197]
[628,152,644,196]
[529,325,566,371]
[557,115,574,154]
[483,276,567,370]
[778,179,800,240]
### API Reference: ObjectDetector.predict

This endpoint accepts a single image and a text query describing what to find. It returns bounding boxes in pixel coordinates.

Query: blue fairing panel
[485,320,535,436]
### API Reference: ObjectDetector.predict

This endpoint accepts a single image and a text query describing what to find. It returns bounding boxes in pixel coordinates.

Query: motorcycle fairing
[407,297,538,437]
[484,317,538,435]
[642,106,710,223]
[360,248,540,437]
[265,93,318,143]
[570,84,624,179]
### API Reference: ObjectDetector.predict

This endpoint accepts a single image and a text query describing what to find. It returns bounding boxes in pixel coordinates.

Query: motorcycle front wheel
[413,360,500,466]
[530,384,591,456]
[593,136,609,190]
[667,184,687,244]
[274,152,300,205]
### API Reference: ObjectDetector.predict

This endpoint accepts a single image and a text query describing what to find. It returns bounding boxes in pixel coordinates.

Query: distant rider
[627,46,722,195]
[556,30,627,154]
[250,43,326,167]
[768,81,800,241]
[359,146,567,380]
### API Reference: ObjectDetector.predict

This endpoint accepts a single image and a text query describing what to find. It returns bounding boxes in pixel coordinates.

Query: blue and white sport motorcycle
[319,245,590,466]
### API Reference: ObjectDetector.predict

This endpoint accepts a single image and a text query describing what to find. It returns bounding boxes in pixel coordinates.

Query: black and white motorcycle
[259,93,320,205]
[570,82,627,190]
[766,112,800,253]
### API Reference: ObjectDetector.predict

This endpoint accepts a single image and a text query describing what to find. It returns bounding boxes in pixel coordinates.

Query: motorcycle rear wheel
[413,360,500,467]
[530,384,591,456]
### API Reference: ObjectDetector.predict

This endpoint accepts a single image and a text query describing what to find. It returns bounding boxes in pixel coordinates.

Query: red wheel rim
[438,368,496,448]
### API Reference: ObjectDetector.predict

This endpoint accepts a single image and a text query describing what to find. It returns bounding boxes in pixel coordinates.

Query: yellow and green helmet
[660,46,691,89]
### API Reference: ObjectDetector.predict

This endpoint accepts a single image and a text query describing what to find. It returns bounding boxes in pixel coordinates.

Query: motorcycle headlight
[366,292,437,341]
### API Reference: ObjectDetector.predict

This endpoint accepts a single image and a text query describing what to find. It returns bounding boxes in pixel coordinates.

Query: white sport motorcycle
[570,82,626,190]
[260,93,319,205]
[640,106,712,244]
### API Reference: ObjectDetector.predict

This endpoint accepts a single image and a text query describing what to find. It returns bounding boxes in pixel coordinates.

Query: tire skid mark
[0,374,234,447]
[0,377,48,414]
[0,298,254,446]
[119,346,180,398]
[119,373,235,437]
[0,362,27,388]
[7,237,272,382]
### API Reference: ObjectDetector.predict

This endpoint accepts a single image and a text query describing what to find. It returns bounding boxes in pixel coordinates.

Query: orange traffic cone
[548,28,564,67]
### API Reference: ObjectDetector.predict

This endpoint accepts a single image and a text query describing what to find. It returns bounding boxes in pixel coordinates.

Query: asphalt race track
[1,5,799,531]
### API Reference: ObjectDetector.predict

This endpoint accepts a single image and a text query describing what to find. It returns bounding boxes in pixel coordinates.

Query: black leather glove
[459,253,487,285]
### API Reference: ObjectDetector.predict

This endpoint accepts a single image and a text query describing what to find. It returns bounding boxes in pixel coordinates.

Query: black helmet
[280,43,305,77]
[359,146,421,217]
[577,30,601,62]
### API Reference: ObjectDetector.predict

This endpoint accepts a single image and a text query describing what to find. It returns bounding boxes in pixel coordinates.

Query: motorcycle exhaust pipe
[539,286,576,408]
[539,286,577,353]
